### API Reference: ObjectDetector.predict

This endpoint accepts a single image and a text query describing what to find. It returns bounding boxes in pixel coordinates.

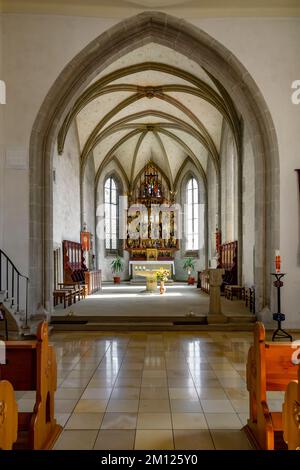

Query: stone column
[207,268,227,324]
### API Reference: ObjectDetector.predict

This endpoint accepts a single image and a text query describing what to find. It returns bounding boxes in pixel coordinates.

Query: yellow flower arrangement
[156,268,170,282]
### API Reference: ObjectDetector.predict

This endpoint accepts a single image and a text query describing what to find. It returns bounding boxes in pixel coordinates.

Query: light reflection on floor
[42,330,257,450]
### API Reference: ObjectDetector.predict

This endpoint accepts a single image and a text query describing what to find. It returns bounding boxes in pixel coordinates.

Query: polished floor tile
[135,430,174,450]
[174,430,214,450]
[55,388,84,400]
[94,430,136,450]
[139,399,170,413]
[115,377,142,388]
[211,430,253,450]
[81,387,112,399]
[65,412,103,429]
[101,412,137,429]
[111,387,140,400]
[55,399,78,414]
[197,388,228,400]
[106,399,139,412]
[170,399,202,413]
[169,388,198,399]
[200,399,235,413]
[140,387,169,399]
[205,413,242,429]
[172,413,207,429]
[54,430,98,450]
[73,399,108,413]
[137,413,172,429]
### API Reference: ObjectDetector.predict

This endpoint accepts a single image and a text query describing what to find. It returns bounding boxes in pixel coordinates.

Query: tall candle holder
[271,272,292,342]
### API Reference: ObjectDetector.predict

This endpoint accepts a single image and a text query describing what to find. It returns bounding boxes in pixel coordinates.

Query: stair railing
[0,249,29,327]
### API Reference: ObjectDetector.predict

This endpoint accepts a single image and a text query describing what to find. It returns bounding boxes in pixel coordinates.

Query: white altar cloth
[129,260,175,276]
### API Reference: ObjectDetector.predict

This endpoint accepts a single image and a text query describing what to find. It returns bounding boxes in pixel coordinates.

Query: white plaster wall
[1,14,29,273]
[53,121,81,246]
[220,120,238,244]
[82,153,96,270]
[1,13,300,325]
[242,126,255,288]
[82,154,96,241]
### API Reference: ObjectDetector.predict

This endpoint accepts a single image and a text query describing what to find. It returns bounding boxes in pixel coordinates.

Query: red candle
[275,250,280,273]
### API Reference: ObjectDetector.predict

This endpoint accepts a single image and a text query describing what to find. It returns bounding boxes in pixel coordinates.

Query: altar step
[50,313,256,332]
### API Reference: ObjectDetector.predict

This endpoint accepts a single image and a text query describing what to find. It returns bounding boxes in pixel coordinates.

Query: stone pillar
[207,268,227,324]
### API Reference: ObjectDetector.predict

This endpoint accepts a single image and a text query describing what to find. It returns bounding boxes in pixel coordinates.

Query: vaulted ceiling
[58,42,241,190]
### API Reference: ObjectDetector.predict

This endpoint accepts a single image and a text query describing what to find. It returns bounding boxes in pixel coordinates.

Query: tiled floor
[17,330,273,450]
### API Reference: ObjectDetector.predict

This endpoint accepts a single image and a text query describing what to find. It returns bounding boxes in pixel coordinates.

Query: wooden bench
[244,322,298,449]
[283,362,300,449]
[225,285,243,300]
[245,287,255,313]
[0,321,62,449]
[0,380,18,450]
[59,283,85,301]
[53,289,72,308]
[53,283,86,309]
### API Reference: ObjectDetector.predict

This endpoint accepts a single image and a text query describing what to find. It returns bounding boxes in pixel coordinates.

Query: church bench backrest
[247,322,297,398]
[0,342,37,390]
[265,344,298,391]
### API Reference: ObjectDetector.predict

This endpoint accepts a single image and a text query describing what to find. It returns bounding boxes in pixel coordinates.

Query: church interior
[0,0,300,454]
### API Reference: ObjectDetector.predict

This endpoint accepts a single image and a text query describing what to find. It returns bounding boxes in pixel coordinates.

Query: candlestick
[271,272,292,342]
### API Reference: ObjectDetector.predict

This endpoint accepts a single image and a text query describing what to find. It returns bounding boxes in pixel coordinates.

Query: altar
[129,260,175,292]
[129,260,175,278]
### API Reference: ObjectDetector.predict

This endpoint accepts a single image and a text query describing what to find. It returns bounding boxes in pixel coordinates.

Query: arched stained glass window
[104,177,118,252]
[186,177,199,251]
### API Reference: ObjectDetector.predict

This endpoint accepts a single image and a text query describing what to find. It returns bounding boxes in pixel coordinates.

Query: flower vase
[159,281,166,294]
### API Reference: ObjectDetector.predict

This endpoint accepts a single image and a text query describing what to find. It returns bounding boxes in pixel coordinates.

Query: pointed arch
[29,11,279,313]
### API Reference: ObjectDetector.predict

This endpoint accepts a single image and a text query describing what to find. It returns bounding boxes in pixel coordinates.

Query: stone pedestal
[146,276,157,293]
[207,268,228,324]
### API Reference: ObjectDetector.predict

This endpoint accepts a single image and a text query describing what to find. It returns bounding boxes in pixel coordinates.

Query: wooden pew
[0,321,62,449]
[283,363,300,449]
[0,380,18,450]
[245,322,298,449]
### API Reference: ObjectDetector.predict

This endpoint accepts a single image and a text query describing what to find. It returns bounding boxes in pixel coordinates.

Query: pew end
[0,380,18,450]
[244,321,297,450]
[282,365,300,450]
[0,321,62,449]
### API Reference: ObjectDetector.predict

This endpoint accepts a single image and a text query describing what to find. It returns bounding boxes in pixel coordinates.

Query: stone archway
[29,11,279,314]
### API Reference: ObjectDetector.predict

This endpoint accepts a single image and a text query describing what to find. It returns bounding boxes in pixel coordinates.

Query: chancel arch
[29,11,279,316]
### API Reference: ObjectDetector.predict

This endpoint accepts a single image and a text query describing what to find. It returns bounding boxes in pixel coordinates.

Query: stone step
[51,322,255,332]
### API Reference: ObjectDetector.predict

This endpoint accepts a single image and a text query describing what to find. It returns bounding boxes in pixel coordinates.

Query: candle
[275,250,280,273]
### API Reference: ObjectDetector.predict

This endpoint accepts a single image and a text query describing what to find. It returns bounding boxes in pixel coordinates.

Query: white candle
[275,250,280,257]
